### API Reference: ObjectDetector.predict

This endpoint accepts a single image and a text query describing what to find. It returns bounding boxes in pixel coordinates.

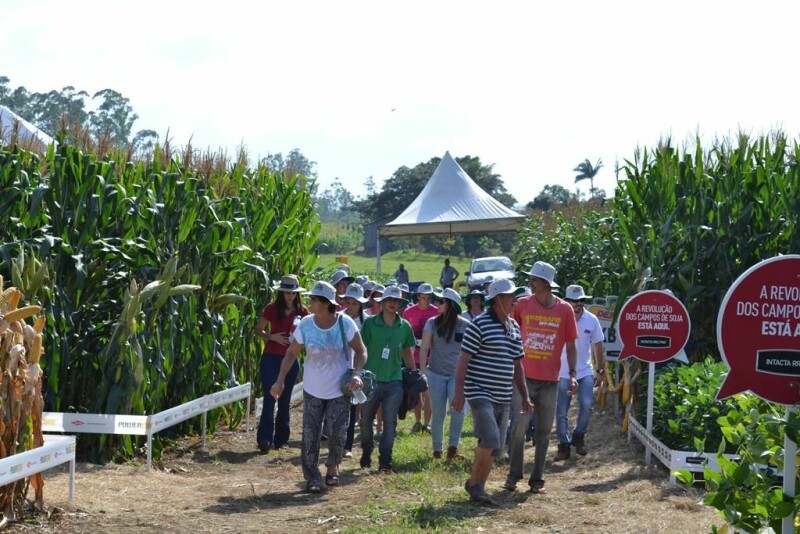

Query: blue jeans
[360,380,403,466]
[427,370,465,452]
[556,375,595,445]
[257,353,299,447]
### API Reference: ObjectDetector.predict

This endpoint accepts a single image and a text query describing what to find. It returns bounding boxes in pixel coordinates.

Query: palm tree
[573,158,603,197]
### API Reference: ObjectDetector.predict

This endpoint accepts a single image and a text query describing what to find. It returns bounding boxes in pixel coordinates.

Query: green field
[317,251,471,289]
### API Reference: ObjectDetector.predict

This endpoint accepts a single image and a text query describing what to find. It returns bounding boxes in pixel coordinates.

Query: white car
[466,256,516,291]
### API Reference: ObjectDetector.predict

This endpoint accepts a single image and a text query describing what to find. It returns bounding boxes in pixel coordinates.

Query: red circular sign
[617,290,691,363]
[717,255,800,405]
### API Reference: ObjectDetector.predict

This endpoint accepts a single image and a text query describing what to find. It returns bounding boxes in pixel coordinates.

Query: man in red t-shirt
[504,261,578,495]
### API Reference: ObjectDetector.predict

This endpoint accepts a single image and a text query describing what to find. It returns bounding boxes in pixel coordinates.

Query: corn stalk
[0,141,320,461]
[0,277,45,527]
[607,133,800,360]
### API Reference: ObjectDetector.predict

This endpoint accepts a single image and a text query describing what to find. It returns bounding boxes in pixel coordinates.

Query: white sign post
[645,361,656,465]
[784,406,797,534]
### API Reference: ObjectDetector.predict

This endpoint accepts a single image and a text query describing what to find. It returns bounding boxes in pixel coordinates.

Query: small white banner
[42,413,150,435]
[0,435,76,486]
[43,383,252,437]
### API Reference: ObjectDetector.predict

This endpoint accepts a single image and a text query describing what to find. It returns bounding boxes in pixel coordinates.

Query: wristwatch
[569,369,577,378]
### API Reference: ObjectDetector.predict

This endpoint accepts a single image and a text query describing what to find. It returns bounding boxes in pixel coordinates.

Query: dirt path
[22,404,720,533]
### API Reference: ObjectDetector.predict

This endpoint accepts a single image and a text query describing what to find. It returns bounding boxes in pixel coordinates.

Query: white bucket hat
[564,284,592,301]
[340,283,369,304]
[309,280,336,303]
[435,287,462,314]
[416,283,434,294]
[370,284,385,297]
[528,261,559,288]
[486,278,518,302]
[331,270,355,286]
[374,285,409,305]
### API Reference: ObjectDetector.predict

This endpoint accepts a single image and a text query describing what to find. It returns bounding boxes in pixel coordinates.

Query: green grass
[340,415,499,533]
[317,251,471,289]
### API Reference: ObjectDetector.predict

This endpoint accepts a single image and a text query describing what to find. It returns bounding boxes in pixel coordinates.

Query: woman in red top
[254,274,309,453]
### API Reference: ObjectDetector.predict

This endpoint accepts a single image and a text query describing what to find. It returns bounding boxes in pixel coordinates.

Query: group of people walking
[254,260,605,504]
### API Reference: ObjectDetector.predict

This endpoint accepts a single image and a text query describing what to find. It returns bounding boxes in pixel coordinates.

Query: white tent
[377,151,526,272]
[0,105,55,150]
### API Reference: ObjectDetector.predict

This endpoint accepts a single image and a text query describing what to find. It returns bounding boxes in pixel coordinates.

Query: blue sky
[3,0,799,205]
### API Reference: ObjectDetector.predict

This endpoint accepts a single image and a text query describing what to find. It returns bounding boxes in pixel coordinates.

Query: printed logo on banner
[43,418,58,426]
[67,444,76,453]
[10,464,22,474]
[117,421,145,430]
[617,290,691,363]
[72,420,85,426]
[717,255,800,405]
[40,454,51,463]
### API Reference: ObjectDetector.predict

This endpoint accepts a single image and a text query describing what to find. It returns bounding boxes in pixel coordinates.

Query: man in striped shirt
[452,278,532,506]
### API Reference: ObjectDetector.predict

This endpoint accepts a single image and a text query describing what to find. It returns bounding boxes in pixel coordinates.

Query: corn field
[607,133,800,358]
[0,141,320,461]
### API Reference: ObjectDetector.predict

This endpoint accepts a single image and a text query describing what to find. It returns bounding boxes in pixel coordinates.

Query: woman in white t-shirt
[271,281,366,493]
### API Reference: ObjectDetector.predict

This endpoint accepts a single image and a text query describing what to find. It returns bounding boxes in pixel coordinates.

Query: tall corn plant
[607,133,800,358]
[512,204,616,297]
[0,141,320,460]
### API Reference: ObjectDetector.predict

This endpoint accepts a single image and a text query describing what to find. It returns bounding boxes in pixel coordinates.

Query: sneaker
[554,443,570,461]
[502,478,518,492]
[360,452,372,469]
[422,424,431,433]
[433,451,443,459]
[411,422,422,433]
[446,446,460,460]
[529,484,547,494]
[258,442,271,454]
[464,480,498,506]
[572,433,588,456]
[343,449,353,459]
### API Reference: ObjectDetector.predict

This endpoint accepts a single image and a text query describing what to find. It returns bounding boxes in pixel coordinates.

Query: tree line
[0,76,158,153]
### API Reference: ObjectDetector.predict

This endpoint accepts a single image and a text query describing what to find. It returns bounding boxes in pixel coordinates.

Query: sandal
[325,474,340,486]
[307,481,322,493]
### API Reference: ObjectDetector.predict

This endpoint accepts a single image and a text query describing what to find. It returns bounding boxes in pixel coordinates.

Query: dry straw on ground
[30,402,720,533]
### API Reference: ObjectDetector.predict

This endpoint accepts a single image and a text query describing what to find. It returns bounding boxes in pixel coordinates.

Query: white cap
[340,283,369,304]
[528,261,559,288]
[486,278,518,301]
[564,284,592,301]
[309,280,336,303]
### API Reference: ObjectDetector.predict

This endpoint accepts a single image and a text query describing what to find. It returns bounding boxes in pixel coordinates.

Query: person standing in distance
[439,258,459,289]
[394,264,410,286]
[554,284,605,459]
[505,261,578,495]
[453,278,532,506]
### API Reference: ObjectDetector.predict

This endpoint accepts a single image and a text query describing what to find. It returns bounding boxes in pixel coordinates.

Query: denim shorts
[468,397,509,456]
